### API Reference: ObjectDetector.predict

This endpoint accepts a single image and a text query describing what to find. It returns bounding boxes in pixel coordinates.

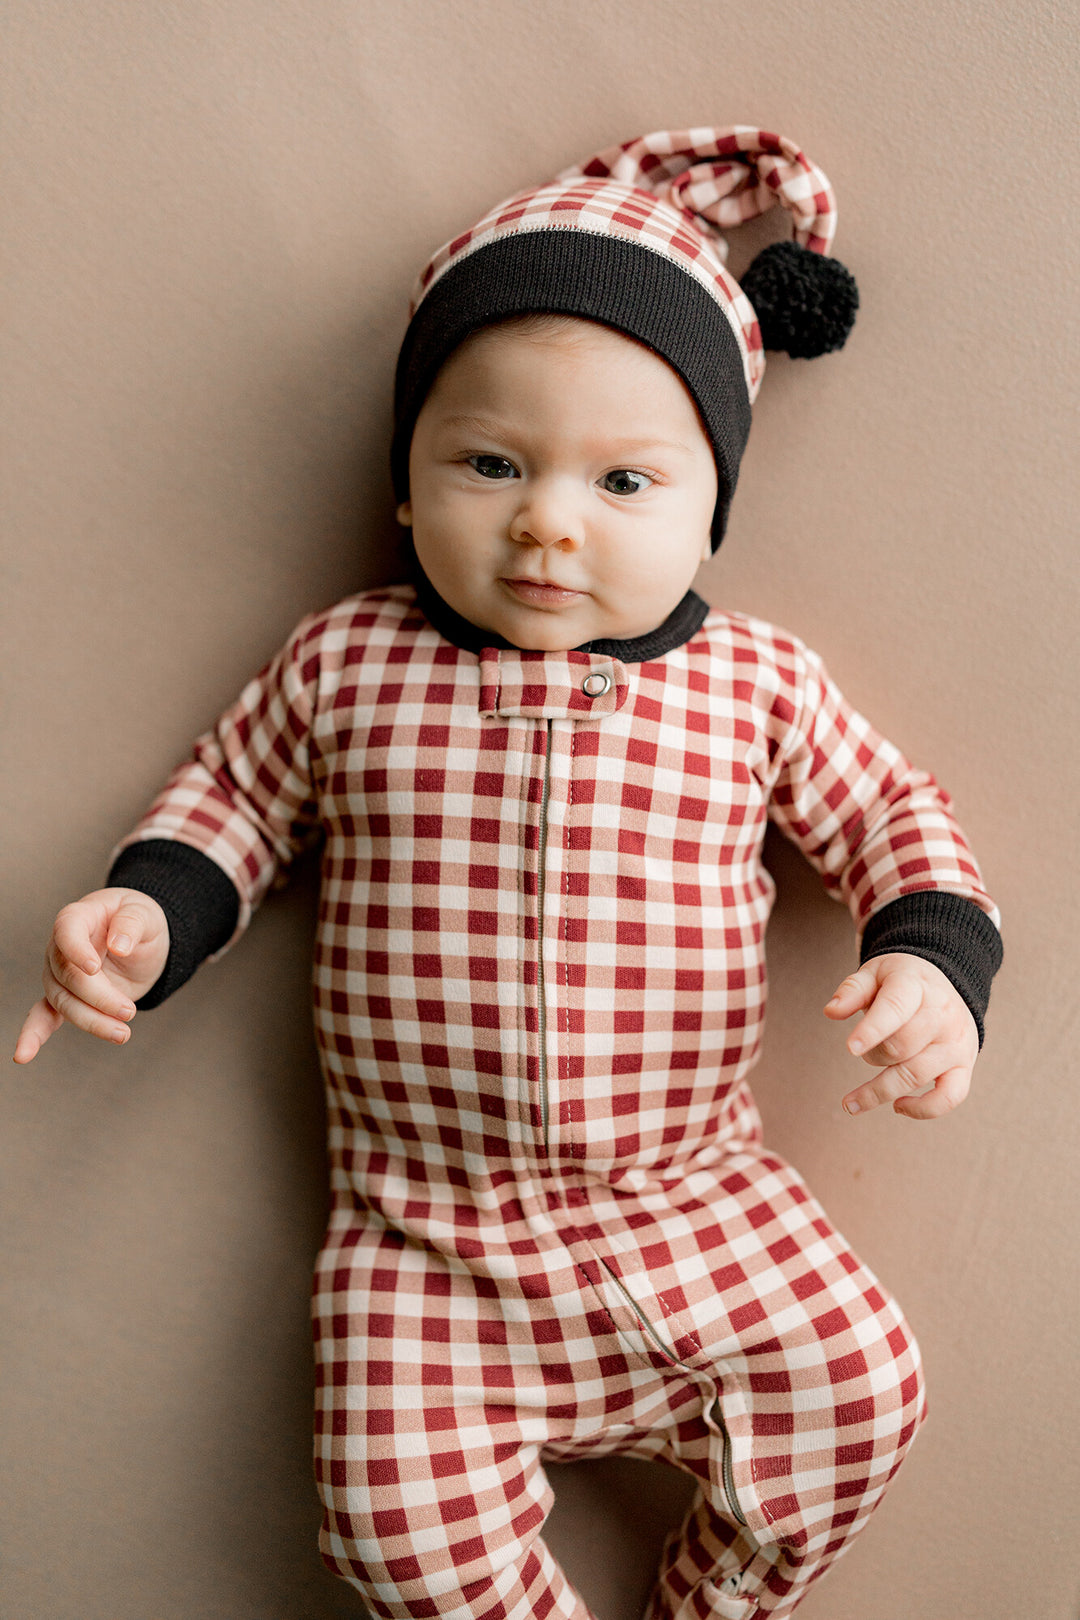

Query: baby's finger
[46,939,138,1023]
[52,901,108,977]
[41,966,133,1046]
[12,999,64,1064]
[893,1066,973,1121]
[845,972,925,1057]
[823,964,880,1018]
[856,1007,943,1070]
[842,1044,958,1116]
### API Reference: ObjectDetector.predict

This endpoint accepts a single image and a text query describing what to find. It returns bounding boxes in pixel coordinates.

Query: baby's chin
[496,619,626,652]
[483,600,671,652]
[435,578,679,651]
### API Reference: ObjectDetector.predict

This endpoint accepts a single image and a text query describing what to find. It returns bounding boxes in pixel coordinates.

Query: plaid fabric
[413,127,840,405]
[113,587,997,1616]
[312,1146,924,1620]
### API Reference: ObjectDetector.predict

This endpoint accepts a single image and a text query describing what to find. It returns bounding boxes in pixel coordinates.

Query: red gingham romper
[113,586,999,1620]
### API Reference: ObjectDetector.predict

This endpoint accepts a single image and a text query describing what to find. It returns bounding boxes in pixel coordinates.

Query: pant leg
[318,1400,595,1620]
[645,1491,763,1620]
[311,1150,924,1620]
[632,1156,927,1619]
[311,1219,638,1620]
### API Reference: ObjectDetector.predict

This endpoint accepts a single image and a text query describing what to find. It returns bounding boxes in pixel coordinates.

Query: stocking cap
[392,126,858,549]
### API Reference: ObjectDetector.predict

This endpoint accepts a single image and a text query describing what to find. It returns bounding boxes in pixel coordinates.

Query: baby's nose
[508,481,585,549]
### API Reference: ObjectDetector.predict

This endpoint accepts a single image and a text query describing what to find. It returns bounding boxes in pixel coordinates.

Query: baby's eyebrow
[436,413,509,438]
[436,415,696,457]
[604,436,698,457]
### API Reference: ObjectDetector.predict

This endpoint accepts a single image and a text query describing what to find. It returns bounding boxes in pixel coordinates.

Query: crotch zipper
[536,719,553,1149]
[600,1259,748,1528]
[710,1397,749,1528]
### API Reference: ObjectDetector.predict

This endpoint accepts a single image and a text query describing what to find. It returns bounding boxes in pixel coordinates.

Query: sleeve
[766,640,1003,1043]
[106,615,324,1009]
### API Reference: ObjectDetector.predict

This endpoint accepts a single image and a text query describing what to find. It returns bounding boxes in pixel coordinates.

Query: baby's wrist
[107,841,239,1009]
[859,893,1002,1048]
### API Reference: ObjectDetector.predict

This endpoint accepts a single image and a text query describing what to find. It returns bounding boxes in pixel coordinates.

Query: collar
[407,545,709,663]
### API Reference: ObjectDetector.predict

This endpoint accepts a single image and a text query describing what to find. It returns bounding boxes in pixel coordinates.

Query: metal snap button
[582,672,611,697]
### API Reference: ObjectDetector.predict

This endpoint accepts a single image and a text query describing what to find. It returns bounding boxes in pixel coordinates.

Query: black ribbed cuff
[859,891,1003,1047]
[107,839,240,1010]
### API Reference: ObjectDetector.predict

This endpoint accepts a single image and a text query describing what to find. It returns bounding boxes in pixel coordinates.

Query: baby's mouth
[501,577,584,606]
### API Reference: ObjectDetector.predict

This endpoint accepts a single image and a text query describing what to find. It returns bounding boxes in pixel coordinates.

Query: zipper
[600,1258,687,1365]
[535,719,553,1148]
[711,1397,749,1527]
[599,1259,748,1528]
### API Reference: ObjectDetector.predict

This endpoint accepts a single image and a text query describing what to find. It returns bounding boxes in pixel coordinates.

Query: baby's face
[399,319,718,650]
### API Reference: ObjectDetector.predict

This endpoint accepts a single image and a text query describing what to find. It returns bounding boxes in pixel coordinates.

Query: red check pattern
[413,127,840,404]
[113,588,997,1617]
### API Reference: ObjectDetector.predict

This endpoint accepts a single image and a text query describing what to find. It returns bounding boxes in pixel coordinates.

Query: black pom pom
[740,240,859,359]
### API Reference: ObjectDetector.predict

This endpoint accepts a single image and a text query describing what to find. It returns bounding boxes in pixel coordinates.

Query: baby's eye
[601,469,652,496]
[469,454,518,480]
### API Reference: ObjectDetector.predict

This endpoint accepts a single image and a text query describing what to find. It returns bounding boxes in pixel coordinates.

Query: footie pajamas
[109,585,1000,1618]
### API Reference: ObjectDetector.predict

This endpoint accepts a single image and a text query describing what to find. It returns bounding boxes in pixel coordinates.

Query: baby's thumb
[105,896,161,958]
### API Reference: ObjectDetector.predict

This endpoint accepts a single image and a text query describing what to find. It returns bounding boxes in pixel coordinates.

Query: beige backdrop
[4,2,1078,1617]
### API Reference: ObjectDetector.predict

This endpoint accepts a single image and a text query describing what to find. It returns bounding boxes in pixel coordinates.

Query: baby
[15,128,1001,1620]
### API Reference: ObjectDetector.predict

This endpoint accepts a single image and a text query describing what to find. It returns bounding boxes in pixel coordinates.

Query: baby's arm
[13,889,170,1063]
[824,953,978,1120]
[761,630,1001,1119]
[15,608,326,1062]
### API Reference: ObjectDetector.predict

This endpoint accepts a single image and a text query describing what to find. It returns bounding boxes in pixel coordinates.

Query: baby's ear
[396,500,413,526]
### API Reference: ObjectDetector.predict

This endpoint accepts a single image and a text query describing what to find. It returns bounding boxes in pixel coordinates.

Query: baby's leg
[312,1221,624,1620]
[636,1153,926,1618]
[318,1399,595,1620]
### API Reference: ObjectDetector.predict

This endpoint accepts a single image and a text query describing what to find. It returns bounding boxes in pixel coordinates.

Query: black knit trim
[859,891,1003,1048]
[409,547,709,661]
[392,230,752,551]
[107,840,240,1010]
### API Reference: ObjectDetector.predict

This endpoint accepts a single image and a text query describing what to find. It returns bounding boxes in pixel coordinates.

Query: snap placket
[478,650,628,719]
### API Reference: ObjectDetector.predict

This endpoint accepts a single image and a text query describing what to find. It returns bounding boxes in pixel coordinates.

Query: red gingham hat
[392,125,858,548]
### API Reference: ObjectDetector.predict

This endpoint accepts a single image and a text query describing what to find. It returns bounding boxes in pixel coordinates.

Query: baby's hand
[823,953,978,1121]
[13,890,170,1064]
